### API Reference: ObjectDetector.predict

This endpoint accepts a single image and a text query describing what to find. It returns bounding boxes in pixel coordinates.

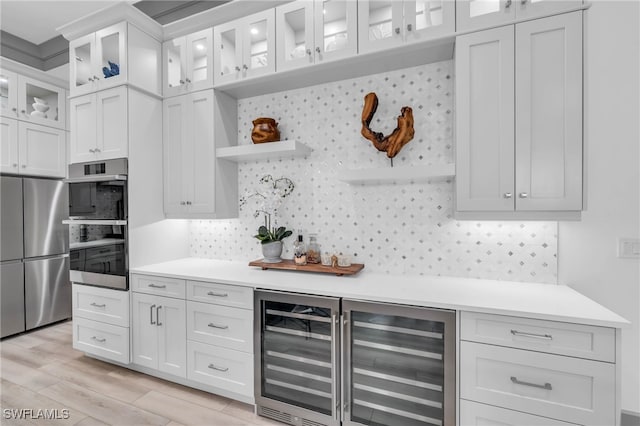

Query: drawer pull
[91,336,106,343]
[207,291,228,297]
[208,323,229,330]
[510,376,552,390]
[148,284,167,289]
[510,330,553,340]
[90,302,106,308]
[208,364,229,372]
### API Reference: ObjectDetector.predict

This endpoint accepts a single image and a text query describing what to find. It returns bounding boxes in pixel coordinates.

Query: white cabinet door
[456,0,516,32]
[94,22,128,92]
[163,95,187,215]
[460,400,577,426]
[276,1,316,72]
[69,32,97,96]
[186,90,215,214]
[456,26,515,212]
[156,296,186,378]
[131,292,159,369]
[515,12,582,211]
[358,0,405,53]
[515,0,583,20]
[17,76,66,130]
[186,29,214,93]
[18,122,66,177]
[0,118,19,173]
[404,0,455,43]
[214,21,243,85]
[0,69,19,118]
[96,86,128,160]
[242,9,276,79]
[69,94,97,164]
[313,0,357,63]
[163,37,187,97]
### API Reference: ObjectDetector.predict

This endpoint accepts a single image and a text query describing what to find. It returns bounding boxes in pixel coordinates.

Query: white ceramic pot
[262,241,283,263]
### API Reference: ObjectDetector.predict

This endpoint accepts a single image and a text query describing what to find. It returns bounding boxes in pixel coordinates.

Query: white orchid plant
[239,175,295,245]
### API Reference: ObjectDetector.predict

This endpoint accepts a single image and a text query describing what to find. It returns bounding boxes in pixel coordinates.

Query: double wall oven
[65,159,128,290]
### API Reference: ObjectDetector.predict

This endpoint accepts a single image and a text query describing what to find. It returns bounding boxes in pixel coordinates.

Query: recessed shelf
[337,164,455,185]
[216,140,311,162]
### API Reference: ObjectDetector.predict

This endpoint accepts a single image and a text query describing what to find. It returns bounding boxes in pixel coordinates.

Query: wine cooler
[255,291,456,426]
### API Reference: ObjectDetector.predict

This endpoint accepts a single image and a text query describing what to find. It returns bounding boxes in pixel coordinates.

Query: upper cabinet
[214,9,275,84]
[69,22,161,97]
[276,0,357,72]
[455,12,583,216]
[0,70,66,130]
[163,28,213,97]
[358,0,455,54]
[457,0,583,32]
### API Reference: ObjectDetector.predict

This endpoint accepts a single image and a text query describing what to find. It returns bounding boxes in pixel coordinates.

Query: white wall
[558,0,640,415]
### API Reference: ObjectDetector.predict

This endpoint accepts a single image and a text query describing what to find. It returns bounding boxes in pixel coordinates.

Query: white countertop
[130,258,628,328]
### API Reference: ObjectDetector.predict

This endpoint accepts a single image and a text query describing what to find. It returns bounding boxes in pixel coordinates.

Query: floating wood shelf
[337,164,455,185]
[249,259,364,276]
[216,140,311,162]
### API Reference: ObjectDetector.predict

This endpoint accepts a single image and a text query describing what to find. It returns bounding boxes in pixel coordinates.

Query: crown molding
[56,2,163,41]
[0,56,69,88]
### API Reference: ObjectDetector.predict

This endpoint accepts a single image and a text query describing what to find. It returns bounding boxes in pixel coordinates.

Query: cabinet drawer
[73,317,130,364]
[186,280,252,309]
[131,274,185,299]
[461,312,615,362]
[72,284,129,327]
[460,341,615,426]
[187,301,253,353]
[460,399,579,425]
[187,340,253,397]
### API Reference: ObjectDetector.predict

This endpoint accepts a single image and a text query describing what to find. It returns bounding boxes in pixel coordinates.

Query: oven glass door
[68,180,126,220]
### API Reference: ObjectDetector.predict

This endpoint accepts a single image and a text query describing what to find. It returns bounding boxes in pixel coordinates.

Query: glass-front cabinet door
[342,300,456,426]
[314,0,357,63]
[214,22,242,85]
[69,32,96,96]
[0,69,18,118]
[186,29,213,92]
[242,9,275,79]
[358,0,405,53]
[456,0,515,32]
[17,76,66,130]
[255,291,341,426]
[94,22,127,91]
[163,37,187,97]
[276,1,315,72]
[404,0,455,42]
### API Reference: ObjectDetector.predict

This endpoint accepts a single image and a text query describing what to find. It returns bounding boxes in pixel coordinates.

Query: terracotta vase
[251,117,280,144]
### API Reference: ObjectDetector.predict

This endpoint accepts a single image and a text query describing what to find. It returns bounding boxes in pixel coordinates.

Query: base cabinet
[460,400,579,426]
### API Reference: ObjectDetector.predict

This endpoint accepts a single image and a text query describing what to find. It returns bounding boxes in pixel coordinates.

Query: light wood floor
[0,321,283,426]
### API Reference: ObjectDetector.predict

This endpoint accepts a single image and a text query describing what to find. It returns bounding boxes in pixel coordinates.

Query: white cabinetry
[358,0,454,54]
[276,1,357,72]
[460,312,617,426]
[0,69,18,118]
[163,28,213,97]
[131,291,187,378]
[69,86,128,164]
[69,22,161,97]
[163,89,237,218]
[456,12,582,216]
[214,10,275,84]
[1,118,66,177]
[457,0,583,32]
[72,284,130,364]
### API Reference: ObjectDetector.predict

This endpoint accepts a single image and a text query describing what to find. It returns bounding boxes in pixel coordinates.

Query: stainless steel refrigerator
[1,176,71,338]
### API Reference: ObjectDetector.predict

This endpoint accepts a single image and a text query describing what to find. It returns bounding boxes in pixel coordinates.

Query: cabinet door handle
[12,163,17,168]
[179,79,185,84]
[89,148,95,153]
[91,336,106,343]
[186,201,192,205]
[306,48,312,56]
[503,192,512,199]
[150,304,156,324]
[88,77,94,82]
[21,165,26,168]
[21,109,26,114]
[511,329,553,340]
[207,291,228,297]
[208,323,229,329]
[407,24,412,32]
[511,376,552,390]
[519,192,528,198]
[90,302,106,308]
[93,75,100,80]
[208,364,229,372]
[243,64,249,70]
[156,305,162,326]
[11,107,17,112]
[395,27,401,35]
[148,283,167,289]
[521,0,527,4]
[180,201,186,205]
[95,148,101,153]
[235,66,241,72]
[186,78,191,83]
[316,47,321,53]
[505,0,512,8]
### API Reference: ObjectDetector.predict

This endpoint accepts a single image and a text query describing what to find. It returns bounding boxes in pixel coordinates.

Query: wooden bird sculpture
[361,92,415,160]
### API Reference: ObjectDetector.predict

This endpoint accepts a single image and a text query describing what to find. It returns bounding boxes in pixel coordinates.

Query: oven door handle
[63,219,127,226]
[64,174,127,183]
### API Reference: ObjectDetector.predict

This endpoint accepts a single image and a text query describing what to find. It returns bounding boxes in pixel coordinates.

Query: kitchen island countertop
[130,257,628,328]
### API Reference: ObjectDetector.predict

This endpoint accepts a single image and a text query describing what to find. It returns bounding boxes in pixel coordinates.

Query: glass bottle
[293,233,307,265]
[307,234,321,264]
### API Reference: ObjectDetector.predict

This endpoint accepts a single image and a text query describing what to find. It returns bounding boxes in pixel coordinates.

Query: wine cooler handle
[332,312,339,421]
[341,312,348,421]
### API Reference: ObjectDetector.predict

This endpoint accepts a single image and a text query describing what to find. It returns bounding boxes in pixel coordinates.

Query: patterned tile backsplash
[189,60,558,284]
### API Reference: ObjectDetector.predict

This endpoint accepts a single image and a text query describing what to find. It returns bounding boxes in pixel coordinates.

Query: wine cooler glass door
[256,291,341,425]
[342,300,456,426]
